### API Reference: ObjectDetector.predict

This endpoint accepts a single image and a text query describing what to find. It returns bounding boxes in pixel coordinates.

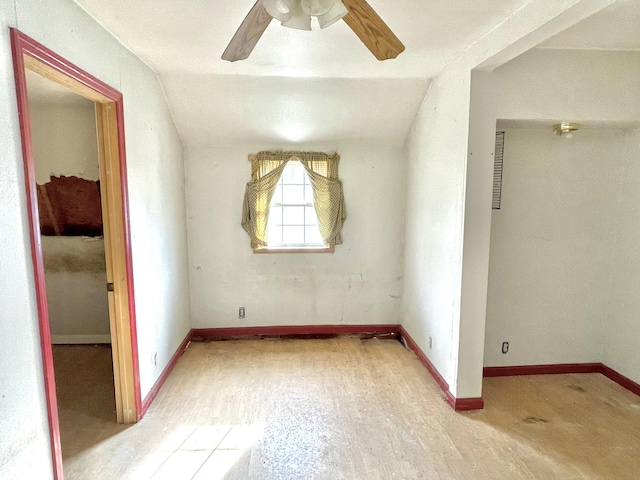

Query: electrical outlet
[238,307,245,319]
[429,336,433,349]
[502,341,509,354]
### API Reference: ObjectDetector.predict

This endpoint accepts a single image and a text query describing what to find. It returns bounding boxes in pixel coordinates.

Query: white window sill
[253,245,335,254]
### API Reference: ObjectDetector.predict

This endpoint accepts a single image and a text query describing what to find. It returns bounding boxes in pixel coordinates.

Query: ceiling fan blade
[222,1,273,62]
[341,0,405,61]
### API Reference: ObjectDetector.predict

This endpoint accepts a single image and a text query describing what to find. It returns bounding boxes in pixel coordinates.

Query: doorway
[10,29,141,479]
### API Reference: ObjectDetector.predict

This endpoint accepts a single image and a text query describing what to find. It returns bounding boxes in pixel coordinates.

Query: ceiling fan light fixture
[281,2,312,31]
[262,0,293,22]
[301,0,333,16]
[317,0,348,29]
[222,0,405,63]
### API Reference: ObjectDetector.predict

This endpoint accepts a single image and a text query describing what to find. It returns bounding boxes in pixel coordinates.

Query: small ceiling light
[552,122,580,137]
[263,0,348,30]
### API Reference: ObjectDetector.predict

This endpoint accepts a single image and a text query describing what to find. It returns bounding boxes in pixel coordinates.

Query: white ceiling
[539,0,640,51]
[71,0,639,146]
[161,75,430,145]
[74,0,535,78]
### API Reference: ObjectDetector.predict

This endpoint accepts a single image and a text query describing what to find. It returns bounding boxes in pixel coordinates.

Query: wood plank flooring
[53,337,640,479]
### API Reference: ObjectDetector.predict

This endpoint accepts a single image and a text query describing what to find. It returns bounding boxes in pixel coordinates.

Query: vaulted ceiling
[70,0,640,146]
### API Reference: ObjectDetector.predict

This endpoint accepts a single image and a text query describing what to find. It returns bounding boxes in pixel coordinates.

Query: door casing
[10,28,141,480]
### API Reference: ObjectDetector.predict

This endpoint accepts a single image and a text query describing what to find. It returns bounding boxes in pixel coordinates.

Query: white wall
[0,0,191,475]
[0,4,52,478]
[185,141,404,328]
[402,64,471,396]
[398,0,607,400]
[598,129,640,383]
[485,127,630,365]
[467,49,640,386]
[481,49,640,123]
[42,237,111,343]
[29,101,99,183]
[28,98,111,342]
[117,45,191,394]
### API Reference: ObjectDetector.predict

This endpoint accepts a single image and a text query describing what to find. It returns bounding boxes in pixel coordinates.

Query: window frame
[249,156,334,254]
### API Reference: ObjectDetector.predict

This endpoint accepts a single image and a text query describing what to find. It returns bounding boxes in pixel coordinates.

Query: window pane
[282,226,305,244]
[304,184,314,203]
[272,185,282,204]
[282,185,304,205]
[305,226,323,245]
[282,162,304,184]
[268,206,282,226]
[283,206,304,225]
[305,206,318,225]
[267,226,283,245]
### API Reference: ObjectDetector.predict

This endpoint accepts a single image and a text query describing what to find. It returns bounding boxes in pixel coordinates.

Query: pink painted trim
[10,28,141,478]
[192,324,400,339]
[399,327,484,411]
[399,326,449,392]
[483,363,602,377]
[450,396,485,411]
[10,29,63,480]
[600,365,640,398]
[139,332,192,419]
[484,363,640,399]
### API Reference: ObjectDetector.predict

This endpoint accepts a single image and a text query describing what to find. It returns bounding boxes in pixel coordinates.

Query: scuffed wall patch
[41,236,106,273]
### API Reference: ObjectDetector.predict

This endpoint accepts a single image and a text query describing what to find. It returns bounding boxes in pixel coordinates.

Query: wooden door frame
[10,29,141,480]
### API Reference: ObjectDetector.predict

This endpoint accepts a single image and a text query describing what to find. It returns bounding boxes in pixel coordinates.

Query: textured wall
[602,129,640,384]
[42,237,111,342]
[28,99,99,184]
[0,0,192,476]
[28,98,111,342]
[484,127,628,366]
[185,140,405,329]
[0,3,53,478]
[467,50,640,388]
[402,64,472,397]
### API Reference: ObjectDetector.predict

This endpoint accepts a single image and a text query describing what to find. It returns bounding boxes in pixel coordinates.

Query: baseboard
[51,334,111,344]
[483,362,640,399]
[139,325,398,418]
[444,392,485,411]
[191,324,401,340]
[399,326,484,411]
[139,331,192,420]
[483,363,602,377]
[600,364,640,398]
[399,326,449,391]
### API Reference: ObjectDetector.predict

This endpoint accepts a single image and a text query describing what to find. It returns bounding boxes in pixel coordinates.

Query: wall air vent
[492,131,505,210]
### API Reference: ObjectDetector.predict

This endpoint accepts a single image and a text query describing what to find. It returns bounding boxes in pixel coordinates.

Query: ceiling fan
[222,0,405,62]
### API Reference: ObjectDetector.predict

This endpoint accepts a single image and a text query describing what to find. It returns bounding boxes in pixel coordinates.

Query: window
[241,151,346,253]
[266,161,326,249]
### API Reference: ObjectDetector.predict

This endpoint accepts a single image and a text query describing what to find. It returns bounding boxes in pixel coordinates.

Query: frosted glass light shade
[301,0,333,16]
[318,0,348,28]
[263,0,347,31]
[282,13,312,30]
[263,0,293,22]
[281,1,312,30]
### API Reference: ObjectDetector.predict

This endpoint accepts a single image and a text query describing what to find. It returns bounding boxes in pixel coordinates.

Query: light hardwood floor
[53,337,640,479]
